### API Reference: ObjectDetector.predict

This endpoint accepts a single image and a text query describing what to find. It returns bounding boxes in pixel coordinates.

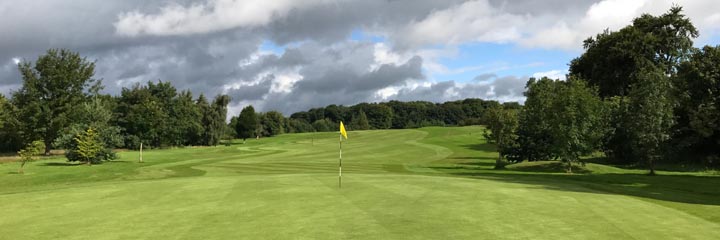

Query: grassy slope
[0,126,718,239]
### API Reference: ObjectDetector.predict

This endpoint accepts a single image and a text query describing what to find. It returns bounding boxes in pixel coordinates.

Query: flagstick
[339,133,342,188]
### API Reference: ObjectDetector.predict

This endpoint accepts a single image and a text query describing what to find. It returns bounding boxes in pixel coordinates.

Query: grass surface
[1,126,718,239]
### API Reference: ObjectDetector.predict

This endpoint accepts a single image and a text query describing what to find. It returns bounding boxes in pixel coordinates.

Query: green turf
[1,126,718,239]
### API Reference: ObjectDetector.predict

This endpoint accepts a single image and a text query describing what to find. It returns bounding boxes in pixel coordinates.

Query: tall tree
[483,105,519,169]
[196,94,211,145]
[204,95,230,145]
[172,90,204,146]
[674,45,720,166]
[547,78,605,173]
[627,65,675,175]
[515,77,557,162]
[570,6,698,97]
[0,94,23,152]
[569,6,697,164]
[115,83,167,148]
[236,105,258,143]
[13,49,97,154]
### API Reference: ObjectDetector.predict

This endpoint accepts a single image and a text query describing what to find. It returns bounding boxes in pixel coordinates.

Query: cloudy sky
[1,0,719,116]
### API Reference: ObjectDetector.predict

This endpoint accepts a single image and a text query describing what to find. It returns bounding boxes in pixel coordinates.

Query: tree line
[485,6,719,172]
[0,49,518,164]
[0,49,232,164]
[228,99,520,142]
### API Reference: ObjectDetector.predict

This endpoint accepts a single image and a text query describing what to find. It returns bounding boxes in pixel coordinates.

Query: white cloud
[397,0,524,48]
[12,57,20,65]
[391,0,720,50]
[532,70,567,80]
[114,0,329,36]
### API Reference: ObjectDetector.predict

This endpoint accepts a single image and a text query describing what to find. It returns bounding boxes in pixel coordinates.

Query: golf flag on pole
[340,121,348,139]
[339,121,347,188]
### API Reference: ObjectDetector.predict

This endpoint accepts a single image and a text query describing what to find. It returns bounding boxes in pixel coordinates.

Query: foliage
[259,111,285,137]
[73,128,105,165]
[13,49,97,155]
[0,94,23,152]
[546,78,605,173]
[483,105,519,169]
[55,98,120,163]
[236,105,258,141]
[351,110,370,130]
[570,6,698,97]
[673,45,720,167]
[286,118,314,133]
[115,83,227,148]
[205,95,230,145]
[312,119,334,132]
[626,65,675,175]
[17,140,45,173]
[514,77,557,162]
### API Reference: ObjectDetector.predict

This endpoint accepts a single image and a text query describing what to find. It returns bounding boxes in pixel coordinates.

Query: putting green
[1,127,718,239]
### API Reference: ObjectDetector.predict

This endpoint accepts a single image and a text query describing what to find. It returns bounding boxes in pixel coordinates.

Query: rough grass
[0,126,718,239]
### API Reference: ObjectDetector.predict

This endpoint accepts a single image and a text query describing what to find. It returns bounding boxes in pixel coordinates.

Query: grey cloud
[0,0,543,115]
[493,76,528,98]
[387,75,528,106]
[473,73,497,82]
[488,0,597,16]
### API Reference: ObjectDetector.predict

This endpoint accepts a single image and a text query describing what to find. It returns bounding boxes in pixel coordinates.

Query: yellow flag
[340,121,348,139]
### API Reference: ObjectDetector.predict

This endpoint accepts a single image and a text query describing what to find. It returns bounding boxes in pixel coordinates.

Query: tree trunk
[494,154,505,169]
[44,139,52,156]
[648,158,656,176]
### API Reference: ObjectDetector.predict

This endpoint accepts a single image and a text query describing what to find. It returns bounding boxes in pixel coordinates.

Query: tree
[286,118,314,133]
[547,78,605,173]
[17,140,45,174]
[483,105,519,169]
[260,111,285,137]
[351,110,370,130]
[115,83,167,148]
[13,49,97,155]
[569,6,698,165]
[570,6,697,97]
[312,119,334,132]
[55,98,121,163]
[627,66,675,175]
[236,105,258,143]
[515,77,558,162]
[673,45,720,167]
[74,127,104,165]
[0,94,23,152]
[172,90,204,146]
[204,95,230,145]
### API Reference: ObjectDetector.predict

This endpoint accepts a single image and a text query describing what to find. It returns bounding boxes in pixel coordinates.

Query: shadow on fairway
[460,143,496,152]
[439,169,720,206]
[41,162,83,166]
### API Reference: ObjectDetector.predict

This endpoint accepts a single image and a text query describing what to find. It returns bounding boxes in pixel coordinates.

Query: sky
[1,0,719,116]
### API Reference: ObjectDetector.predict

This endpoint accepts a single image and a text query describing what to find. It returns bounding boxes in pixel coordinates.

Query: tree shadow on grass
[430,165,720,206]
[460,143,496,152]
[41,162,83,166]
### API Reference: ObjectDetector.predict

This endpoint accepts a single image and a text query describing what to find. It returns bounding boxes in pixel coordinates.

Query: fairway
[1,127,719,239]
